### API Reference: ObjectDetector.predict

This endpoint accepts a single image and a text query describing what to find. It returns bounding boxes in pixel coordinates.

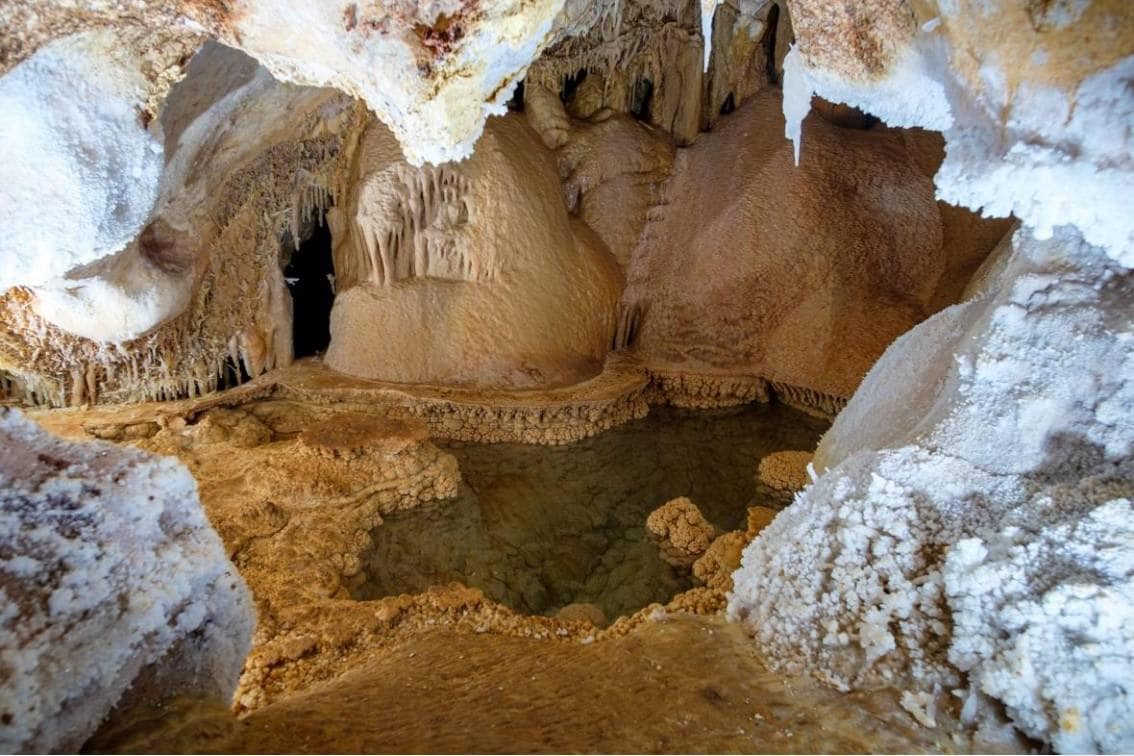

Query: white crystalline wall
[729,229,1134,752]
[0,410,254,753]
[226,0,568,166]
[731,3,1134,750]
[0,31,164,293]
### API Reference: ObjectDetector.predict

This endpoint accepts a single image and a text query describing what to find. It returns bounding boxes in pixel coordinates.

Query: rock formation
[0,409,253,753]
[731,217,1133,753]
[324,114,624,388]
[781,0,1133,265]
[646,497,718,566]
[2,0,578,166]
[692,530,746,592]
[620,87,1009,406]
[1,43,358,406]
[0,2,1009,412]
[723,1,1134,749]
[528,0,705,145]
[756,450,812,493]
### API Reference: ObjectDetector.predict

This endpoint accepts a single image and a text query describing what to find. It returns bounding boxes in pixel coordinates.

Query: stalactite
[348,163,481,289]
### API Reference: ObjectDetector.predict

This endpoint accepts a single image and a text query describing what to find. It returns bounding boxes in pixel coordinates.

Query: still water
[354,403,827,619]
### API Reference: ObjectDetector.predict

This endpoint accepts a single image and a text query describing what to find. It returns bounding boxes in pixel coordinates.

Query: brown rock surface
[90,615,978,754]
[298,414,429,459]
[555,602,610,627]
[136,406,460,618]
[646,497,718,567]
[757,450,813,492]
[693,530,747,592]
[622,88,1009,408]
[555,114,676,270]
[746,505,780,539]
[324,114,624,389]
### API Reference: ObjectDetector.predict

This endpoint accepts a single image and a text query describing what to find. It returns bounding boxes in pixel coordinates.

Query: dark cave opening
[507,79,526,111]
[720,92,736,115]
[630,77,654,121]
[560,69,588,104]
[283,215,335,359]
[762,4,780,85]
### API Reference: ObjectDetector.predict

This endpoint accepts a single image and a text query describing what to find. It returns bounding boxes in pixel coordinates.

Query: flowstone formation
[621,87,1001,407]
[0,409,253,753]
[324,114,624,388]
[140,408,461,609]
[522,29,1008,416]
[646,497,717,566]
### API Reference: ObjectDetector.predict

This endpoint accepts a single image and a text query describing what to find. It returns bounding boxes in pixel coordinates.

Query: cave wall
[527,0,706,145]
[323,114,624,389]
[0,45,362,406]
[725,0,1133,750]
[620,87,1010,402]
[520,0,1008,413]
[9,0,1000,409]
[732,226,1134,752]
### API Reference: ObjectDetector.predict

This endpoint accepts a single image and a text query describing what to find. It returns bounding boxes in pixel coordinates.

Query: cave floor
[24,356,651,444]
[25,367,991,754]
[91,614,972,754]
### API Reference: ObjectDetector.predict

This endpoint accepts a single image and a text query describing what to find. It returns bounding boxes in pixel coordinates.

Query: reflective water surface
[354,403,828,619]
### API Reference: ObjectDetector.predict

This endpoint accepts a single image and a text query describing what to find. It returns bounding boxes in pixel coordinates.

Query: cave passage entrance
[284,215,335,359]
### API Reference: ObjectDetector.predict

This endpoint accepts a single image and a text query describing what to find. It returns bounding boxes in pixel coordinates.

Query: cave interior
[0,0,1131,754]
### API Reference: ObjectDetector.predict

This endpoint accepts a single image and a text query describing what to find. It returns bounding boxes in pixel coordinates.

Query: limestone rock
[744,505,778,540]
[702,0,787,131]
[528,0,704,145]
[646,497,717,567]
[556,113,675,269]
[555,602,609,627]
[524,82,572,149]
[0,30,167,293]
[565,73,606,119]
[692,531,746,593]
[0,43,356,406]
[188,408,274,448]
[622,88,1007,407]
[782,0,1134,265]
[0,408,253,753]
[324,114,623,389]
[756,451,812,493]
[299,414,430,460]
[3,0,572,166]
[730,227,1134,752]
